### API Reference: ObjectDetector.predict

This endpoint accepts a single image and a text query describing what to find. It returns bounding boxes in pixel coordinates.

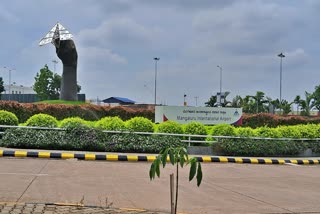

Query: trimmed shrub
[184,122,207,141]
[254,126,282,138]
[59,117,89,128]
[1,126,183,153]
[126,117,154,132]
[295,124,320,138]
[0,110,19,126]
[277,126,302,138]
[25,113,58,127]
[211,124,236,136]
[157,121,183,134]
[235,127,255,137]
[217,138,307,156]
[95,116,126,131]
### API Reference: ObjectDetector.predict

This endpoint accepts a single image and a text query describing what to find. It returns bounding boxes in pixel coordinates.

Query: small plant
[0,110,19,126]
[95,116,126,131]
[149,147,203,214]
[211,124,236,136]
[157,121,184,134]
[126,117,154,132]
[184,122,207,140]
[235,127,255,137]
[59,117,89,128]
[25,113,58,127]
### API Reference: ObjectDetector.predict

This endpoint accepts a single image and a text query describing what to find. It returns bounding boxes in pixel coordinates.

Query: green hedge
[216,138,307,157]
[0,110,19,126]
[0,126,183,153]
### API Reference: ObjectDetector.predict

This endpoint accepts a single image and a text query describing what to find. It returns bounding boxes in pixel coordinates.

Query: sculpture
[39,22,78,101]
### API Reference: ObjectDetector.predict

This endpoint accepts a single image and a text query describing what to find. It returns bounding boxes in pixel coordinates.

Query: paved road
[0,157,320,214]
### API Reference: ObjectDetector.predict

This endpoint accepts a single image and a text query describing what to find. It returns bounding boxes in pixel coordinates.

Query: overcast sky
[0,0,319,106]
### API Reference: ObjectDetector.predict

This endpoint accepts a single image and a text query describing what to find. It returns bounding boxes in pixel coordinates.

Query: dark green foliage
[25,113,58,127]
[0,77,5,99]
[126,117,154,132]
[0,127,183,153]
[95,116,126,131]
[105,134,184,153]
[217,138,307,157]
[0,110,19,125]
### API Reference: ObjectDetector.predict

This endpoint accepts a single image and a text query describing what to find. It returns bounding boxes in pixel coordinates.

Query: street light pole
[278,53,285,110]
[3,67,15,100]
[154,57,160,105]
[52,59,58,73]
[217,65,222,106]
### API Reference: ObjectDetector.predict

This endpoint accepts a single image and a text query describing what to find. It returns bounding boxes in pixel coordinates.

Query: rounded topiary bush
[0,110,19,126]
[184,122,207,137]
[254,126,282,138]
[126,117,154,132]
[157,121,183,134]
[211,124,236,137]
[25,113,58,127]
[59,117,89,128]
[95,116,126,131]
[235,127,255,137]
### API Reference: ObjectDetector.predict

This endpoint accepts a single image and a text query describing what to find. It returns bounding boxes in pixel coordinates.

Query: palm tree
[248,91,269,113]
[299,91,315,116]
[231,95,243,108]
[294,95,301,115]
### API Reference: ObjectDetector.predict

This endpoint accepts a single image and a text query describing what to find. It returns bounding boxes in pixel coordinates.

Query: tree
[0,77,5,99]
[33,65,81,101]
[280,100,292,115]
[149,147,202,214]
[294,95,301,115]
[299,91,315,116]
[231,95,243,108]
[313,85,320,113]
[251,91,270,113]
[205,91,230,107]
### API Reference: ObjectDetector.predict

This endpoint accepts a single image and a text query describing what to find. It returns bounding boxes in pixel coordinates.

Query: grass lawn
[35,100,88,105]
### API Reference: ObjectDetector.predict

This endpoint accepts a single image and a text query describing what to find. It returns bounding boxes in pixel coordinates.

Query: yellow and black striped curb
[0,150,319,164]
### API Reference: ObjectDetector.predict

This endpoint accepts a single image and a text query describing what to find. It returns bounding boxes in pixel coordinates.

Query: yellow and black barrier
[0,150,319,164]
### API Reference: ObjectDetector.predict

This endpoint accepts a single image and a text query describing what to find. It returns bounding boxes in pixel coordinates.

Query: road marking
[0,172,49,176]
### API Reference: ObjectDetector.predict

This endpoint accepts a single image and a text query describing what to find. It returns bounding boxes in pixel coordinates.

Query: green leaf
[189,161,197,181]
[179,152,185,168]
[155,159,160,178]
[149,162,155,180]
[161,148,169,168]
[169,149,175,165]
[196,162,203,187]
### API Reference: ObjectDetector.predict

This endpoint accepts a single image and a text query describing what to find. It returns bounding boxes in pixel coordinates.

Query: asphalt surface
[0,153,320,214]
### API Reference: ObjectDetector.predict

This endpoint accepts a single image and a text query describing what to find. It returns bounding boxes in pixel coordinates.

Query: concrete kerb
[0,149,320,165]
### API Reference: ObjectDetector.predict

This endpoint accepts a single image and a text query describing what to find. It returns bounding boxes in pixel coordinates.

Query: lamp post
[52,59,58,73]
[154,57,160,105]
[217,65,222,106]
[278,53,285,111]
[3,67,15,100]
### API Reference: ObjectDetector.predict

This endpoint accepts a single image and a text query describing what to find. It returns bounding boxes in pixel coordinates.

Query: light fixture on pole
[278,53,285,109]
[52,59,59,73]
[3,67,15,101]
[154,57,160,105]
[217,65,222,106]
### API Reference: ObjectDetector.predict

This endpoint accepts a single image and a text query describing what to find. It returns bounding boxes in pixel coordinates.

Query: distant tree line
[205,86,320,116]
